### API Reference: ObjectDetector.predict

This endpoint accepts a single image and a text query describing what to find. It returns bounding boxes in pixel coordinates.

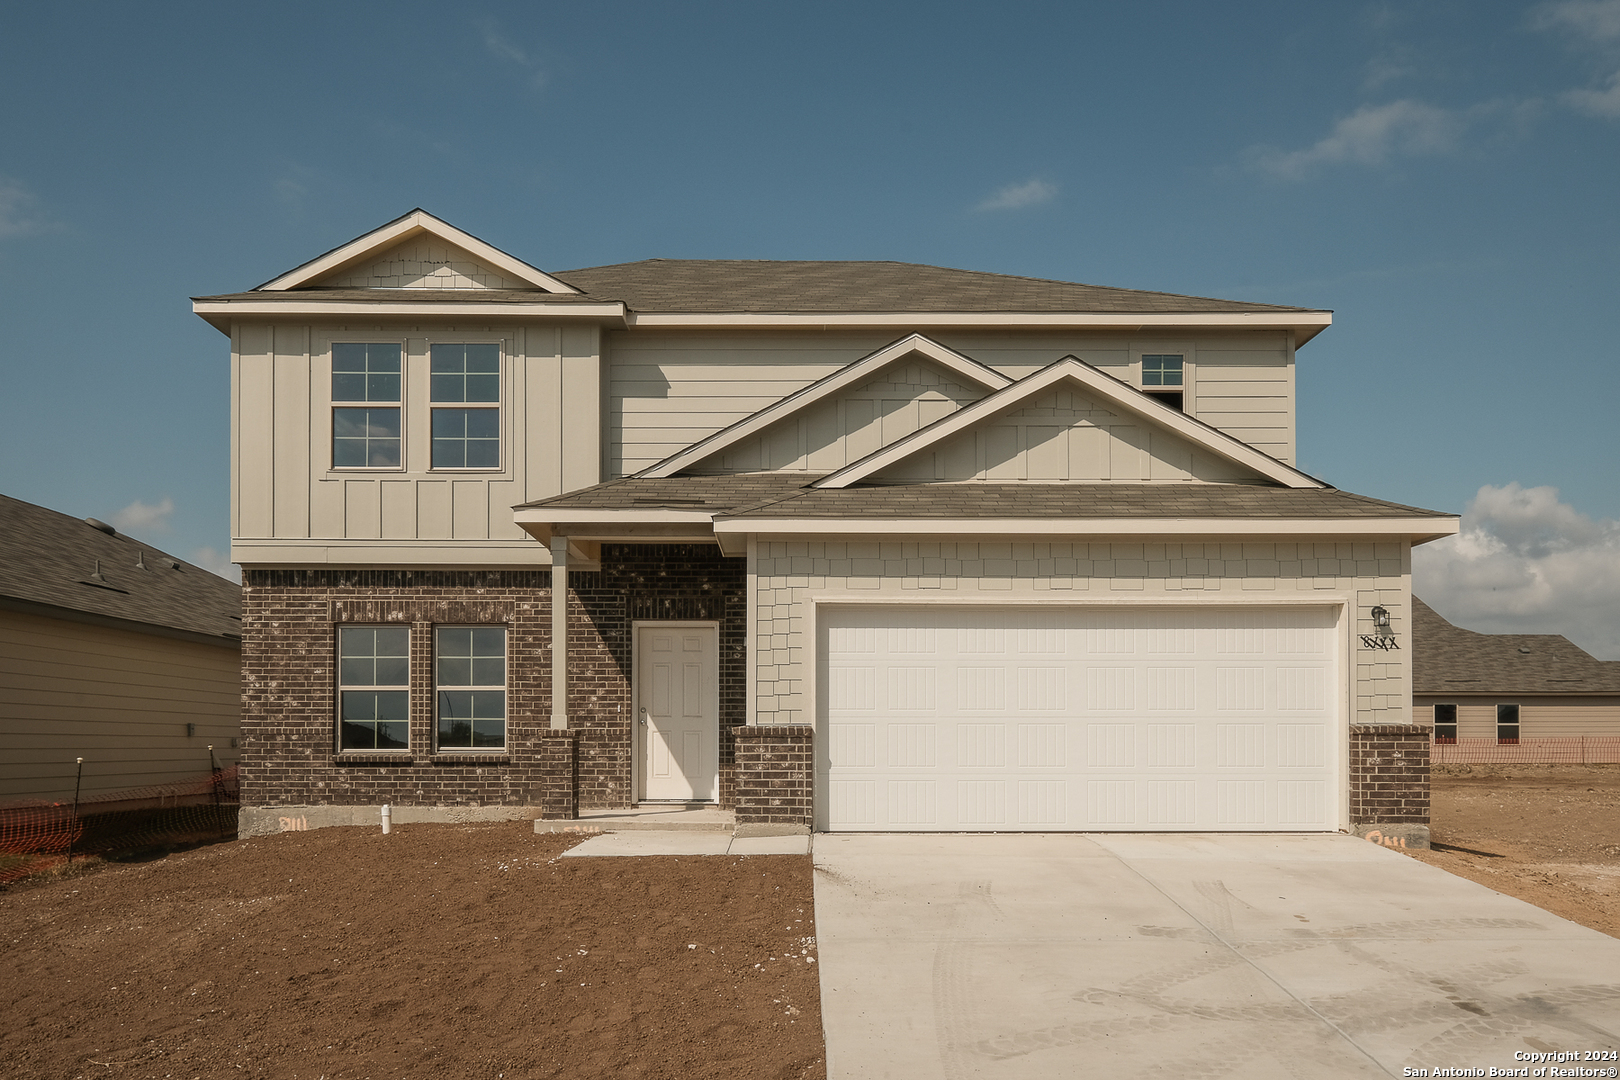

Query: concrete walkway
[560,831,809,856]
[812,833,1620,1078]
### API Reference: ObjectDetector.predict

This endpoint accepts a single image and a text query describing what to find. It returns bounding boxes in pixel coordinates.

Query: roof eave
[191,297,630,334]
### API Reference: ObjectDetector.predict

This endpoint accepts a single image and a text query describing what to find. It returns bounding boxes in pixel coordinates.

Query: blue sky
[1,1,1617,655]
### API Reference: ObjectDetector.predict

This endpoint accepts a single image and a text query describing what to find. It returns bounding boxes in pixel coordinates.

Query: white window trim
[434,624,509,752]
[336,624,412,753]
[1131,343,1195,413]
[327,337,409,474]
[426,339,505,473]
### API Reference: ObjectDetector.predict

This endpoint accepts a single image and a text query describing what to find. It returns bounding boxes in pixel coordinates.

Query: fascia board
[257,209,581,293]
[513,508,717,526]
[192,299,628,326]
[635,333,1012,478]
[712,517,1461,542]
[814,359,1321,490]
[626,310,1332,340]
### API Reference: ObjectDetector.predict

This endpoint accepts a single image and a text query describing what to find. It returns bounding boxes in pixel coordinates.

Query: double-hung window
[1497,703,1520,744]
[1142,354,1185,412]
[1433,703,1458,743]
[430,343,501,469]
[332,343,402,468]
[436,626,507,749]
[338,626,410,750]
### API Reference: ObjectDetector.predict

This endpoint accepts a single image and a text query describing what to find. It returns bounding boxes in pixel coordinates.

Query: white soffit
[634,334,1013,479]
[813,357,1326,490]
[711,516,1460,541]
[256,209,581,294]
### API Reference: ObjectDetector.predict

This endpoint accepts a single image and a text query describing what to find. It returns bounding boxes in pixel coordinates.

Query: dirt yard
[1409,765,1620,939]
[0,822,825,1080]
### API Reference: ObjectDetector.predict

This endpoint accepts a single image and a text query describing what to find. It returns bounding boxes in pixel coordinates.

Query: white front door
[636,623,719,802]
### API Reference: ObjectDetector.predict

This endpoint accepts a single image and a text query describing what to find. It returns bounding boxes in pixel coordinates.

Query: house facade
[1414,596,1620,765]
[0,493,242,803]
[196,210,1456,838]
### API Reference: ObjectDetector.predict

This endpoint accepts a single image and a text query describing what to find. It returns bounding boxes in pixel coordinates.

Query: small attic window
[1142,354,1184,412]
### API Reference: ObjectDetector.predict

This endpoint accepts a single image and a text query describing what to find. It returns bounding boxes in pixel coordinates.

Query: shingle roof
[551,260,1323,315]
[0,493,241,645]
[192,288,597,304]
[518,476,1449,522]
[715,483,1448,521]
[1412,596,1620,695]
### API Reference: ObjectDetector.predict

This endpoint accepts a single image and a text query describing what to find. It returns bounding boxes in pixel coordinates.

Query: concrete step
[534,804,735,834]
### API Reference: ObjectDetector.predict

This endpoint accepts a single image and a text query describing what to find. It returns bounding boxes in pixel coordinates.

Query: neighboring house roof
[0,493,241,647]
[1412,596,1620,696]
[551,259,1324,315]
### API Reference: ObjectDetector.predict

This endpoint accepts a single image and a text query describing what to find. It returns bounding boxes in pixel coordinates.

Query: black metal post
[68,757,83,863]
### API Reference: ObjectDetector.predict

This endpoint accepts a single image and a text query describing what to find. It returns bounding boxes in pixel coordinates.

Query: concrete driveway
[812,833,1620,1078]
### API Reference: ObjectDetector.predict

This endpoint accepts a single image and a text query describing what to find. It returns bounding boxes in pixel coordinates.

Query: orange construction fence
[1430,737,1620,765]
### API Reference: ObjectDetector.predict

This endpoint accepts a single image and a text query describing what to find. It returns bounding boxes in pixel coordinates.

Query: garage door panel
[821,605,1340,832]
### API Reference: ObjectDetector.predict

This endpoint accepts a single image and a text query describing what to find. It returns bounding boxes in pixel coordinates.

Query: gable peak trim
[634,333,1012,479]
[812,354,1325,490]
[255,209,580,294]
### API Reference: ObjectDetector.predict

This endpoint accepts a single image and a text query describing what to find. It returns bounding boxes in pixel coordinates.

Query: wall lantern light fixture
[1370,605,1393,639]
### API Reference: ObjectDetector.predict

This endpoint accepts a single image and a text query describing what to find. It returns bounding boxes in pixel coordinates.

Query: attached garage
[817,604,1343,832]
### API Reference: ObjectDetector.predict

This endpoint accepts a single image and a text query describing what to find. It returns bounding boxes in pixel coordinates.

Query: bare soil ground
[1408,765,1620,939]
[0,822,825,1080]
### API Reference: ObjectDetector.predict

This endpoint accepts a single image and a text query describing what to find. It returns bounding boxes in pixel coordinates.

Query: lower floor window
[436,626,507,749]
[338,626,410,750]
[1497,702,1520,744]
[1433,703,1457,743]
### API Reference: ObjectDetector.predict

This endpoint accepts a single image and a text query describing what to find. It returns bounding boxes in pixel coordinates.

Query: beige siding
[232,321,598,566]
[607,329,1293,476]
[323,238,527,290]
[1415,698,1620,738]
[690,358,987,474]
[0,609,241,803]
[750,538,1409,730]
[872,385,1258,483]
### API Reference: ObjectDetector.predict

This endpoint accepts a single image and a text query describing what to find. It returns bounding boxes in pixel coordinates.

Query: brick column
[1348,723,1430,849]
[732,725,814,834]
[534,731,578,820]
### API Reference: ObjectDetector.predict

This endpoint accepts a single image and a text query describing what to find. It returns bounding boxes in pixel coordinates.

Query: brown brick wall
[733,725,815,826]
[241,546,745,814]
[1348,723,1430,825]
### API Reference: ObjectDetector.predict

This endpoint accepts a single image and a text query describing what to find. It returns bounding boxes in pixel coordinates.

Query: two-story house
[195,209,1456,839]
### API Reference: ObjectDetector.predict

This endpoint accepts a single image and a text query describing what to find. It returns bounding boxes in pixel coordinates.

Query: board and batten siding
[606,329,1295,477]
[0,608,241,803]
[1414,698,1620,738]
[231,321,602,566]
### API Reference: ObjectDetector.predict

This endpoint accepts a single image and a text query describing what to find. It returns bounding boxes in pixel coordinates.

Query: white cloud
[975,178,1058,212]
[478,19,546,89]
[1413,483,1620,660]
[1533,0,1620,40]
[110,497,175,535]
[1565,70,1620,115]
[0,178,49,238]
[190,546,241,583]
[1250,100,1463,179]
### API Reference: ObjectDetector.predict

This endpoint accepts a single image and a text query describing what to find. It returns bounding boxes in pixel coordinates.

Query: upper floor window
[1433,702,1457,743]
[338,626,410,750]
[430,343,501,469]
[1496,703,1520,744]
[332,343,402,468]
[436,626,507,749]
[1141,354,1184,412]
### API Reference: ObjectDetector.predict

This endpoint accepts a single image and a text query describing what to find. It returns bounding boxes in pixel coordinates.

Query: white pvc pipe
[381,803,391,835]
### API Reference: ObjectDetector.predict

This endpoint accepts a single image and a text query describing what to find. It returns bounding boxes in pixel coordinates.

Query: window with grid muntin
[332,343,403,468]
[1496,703,1520,743]
[436,626,506,749]
[338,626,410,750]
[431,343,501,469]
[1142,354,1184,387]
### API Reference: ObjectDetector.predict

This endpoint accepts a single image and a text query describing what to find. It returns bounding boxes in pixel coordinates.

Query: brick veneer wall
[733,725,814,826]
[242,547,745,815]
[1348,724,1430,825]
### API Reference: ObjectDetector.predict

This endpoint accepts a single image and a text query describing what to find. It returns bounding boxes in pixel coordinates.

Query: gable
[869,384,1263,483]
[688,357,992,474]
[322,236,531,290]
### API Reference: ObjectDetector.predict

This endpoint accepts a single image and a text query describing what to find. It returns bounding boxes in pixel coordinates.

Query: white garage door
[819,606,1340,832]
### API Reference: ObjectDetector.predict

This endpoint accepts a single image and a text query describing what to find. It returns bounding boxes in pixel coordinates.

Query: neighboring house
[1413,596,1620,763]
[193,209,1457,838]
[0,493,242,803]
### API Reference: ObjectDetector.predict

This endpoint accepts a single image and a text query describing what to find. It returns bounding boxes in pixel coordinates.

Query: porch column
[550,536,568,729]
